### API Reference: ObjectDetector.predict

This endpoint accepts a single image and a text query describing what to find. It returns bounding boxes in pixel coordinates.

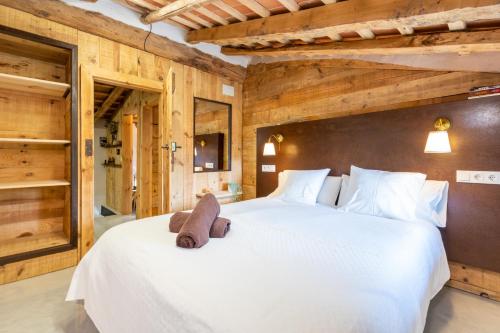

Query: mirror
[193,98,231,173]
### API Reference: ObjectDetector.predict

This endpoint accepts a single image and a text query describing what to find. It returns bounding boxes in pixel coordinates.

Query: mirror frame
[193,97,232,173]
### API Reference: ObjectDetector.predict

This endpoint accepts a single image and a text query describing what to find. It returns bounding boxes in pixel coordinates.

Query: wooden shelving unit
[0,26,78,271]
[0,232,68,258]
[0,72,70,97]
[0,138,71,145]
[0,180,70,190]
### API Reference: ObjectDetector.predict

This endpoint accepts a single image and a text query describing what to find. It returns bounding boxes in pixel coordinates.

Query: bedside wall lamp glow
[425,117,452,153]
[263,134,284,156]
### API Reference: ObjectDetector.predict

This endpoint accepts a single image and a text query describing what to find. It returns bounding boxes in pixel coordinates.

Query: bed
[67,197,449,333]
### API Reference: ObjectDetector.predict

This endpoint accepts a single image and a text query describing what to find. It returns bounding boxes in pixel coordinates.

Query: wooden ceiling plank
[170,15,203,29]
[221,28,500,56]
[356,28,375,39]
[448,20,467,31]
[396,25,415,35]
[277,0,300,12]
[237,0,270,18]
[183,12,214,28]
[95,87,126,119]
[186,0,500,45]
[143,0,215,23]
[212,0,247,21]
[195,6,229,25]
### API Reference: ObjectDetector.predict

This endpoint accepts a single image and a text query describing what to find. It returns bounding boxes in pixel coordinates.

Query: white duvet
[67,198,450,333]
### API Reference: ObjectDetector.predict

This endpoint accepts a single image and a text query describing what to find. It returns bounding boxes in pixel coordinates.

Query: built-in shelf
[196,191,243,200]
[0,72,70,97]
[100,143,122,148]
[103,163,122,168]
[0,231,69,258]
[0,180,70,190]
[0,138,70,145]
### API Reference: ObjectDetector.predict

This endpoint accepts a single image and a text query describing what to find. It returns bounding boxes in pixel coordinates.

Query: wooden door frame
[80,65,167,259]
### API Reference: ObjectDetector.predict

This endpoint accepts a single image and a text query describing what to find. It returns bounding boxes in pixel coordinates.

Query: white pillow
[340,166,426,221]
[317,176,342,207]
[268,171,286,198]
[337,174,352,207]
[269,169,330,205]
[415,180,449,227]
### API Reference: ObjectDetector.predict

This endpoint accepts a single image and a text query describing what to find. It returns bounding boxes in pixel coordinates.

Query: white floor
[0,266,499,333]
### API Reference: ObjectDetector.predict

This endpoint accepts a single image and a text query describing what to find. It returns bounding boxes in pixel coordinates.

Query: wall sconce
[424,117,452,153]
[263,134,284,156]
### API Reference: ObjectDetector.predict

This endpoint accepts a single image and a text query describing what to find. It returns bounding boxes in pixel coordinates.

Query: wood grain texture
[448,261,500,301]
[242,59,500,200]
[0,1,246,81]
[255,96,500,273]
[0,249,77,284]
[0,4,243,269]
[187,0,500,45]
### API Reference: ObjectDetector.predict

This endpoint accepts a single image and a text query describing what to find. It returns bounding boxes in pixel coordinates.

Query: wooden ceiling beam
[0,0,246,82]
[221,29,500,57]
[187,0,500,45]
[142,0,215,23]
[95,87,126,119]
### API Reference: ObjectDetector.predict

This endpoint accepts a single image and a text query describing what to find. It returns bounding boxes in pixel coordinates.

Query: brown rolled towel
[169,212,231,238]
[176,193,220,248]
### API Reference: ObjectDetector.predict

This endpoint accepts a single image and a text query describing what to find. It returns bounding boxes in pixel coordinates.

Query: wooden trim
[187,0,500,45]
[448,261,500,301]
[0,249,77,284]
[79,65,167,259]
[193,97,232,173]
[88,66,164,92]
[0,1,246,82]
[222,29,500,56]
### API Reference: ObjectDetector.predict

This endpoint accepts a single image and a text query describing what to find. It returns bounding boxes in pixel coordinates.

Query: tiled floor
[1,267,499,333]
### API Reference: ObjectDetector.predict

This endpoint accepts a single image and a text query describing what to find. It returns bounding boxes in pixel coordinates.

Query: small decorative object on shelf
[100,140,122,148]
[103,157,122,168]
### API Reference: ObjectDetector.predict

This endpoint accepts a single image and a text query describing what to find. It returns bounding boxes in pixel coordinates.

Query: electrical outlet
[457,170,500,185]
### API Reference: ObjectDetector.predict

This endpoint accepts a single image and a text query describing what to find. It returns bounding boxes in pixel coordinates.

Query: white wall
[94,119,108,216]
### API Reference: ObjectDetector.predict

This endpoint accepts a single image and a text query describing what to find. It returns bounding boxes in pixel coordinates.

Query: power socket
[457,170,500,185]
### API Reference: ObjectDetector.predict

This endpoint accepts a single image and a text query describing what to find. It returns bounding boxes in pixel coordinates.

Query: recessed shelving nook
[0,25,77,268]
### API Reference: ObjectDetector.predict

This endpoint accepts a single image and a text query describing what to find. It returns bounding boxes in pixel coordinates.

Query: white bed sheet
[67,198,450,333]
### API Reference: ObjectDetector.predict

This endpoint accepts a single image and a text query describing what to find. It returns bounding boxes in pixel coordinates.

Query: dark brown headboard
[257,96,500,272]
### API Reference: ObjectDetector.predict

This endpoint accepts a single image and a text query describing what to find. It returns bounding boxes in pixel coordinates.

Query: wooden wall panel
[242,60,500,199]
[0,5,243,273]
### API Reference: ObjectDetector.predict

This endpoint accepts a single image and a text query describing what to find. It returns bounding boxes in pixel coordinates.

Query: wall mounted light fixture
[424,117,452,153]
[263,134,284,156]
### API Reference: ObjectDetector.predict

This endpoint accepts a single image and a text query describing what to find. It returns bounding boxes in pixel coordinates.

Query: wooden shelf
[196,191,243,200]
[0,180,70,190]
[0,138,70,145]
[0,72,70,97]
[0,231,68,258]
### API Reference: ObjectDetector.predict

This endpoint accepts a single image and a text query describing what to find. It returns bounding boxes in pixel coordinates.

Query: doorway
[80,66,168,258]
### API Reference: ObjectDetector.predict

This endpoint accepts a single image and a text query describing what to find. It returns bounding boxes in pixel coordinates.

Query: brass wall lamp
[263,134,284,156]
[424,117,452,153]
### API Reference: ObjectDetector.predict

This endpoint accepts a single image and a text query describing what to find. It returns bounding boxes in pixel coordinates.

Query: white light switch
[262,165,276,173]
[456,170,500,185]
